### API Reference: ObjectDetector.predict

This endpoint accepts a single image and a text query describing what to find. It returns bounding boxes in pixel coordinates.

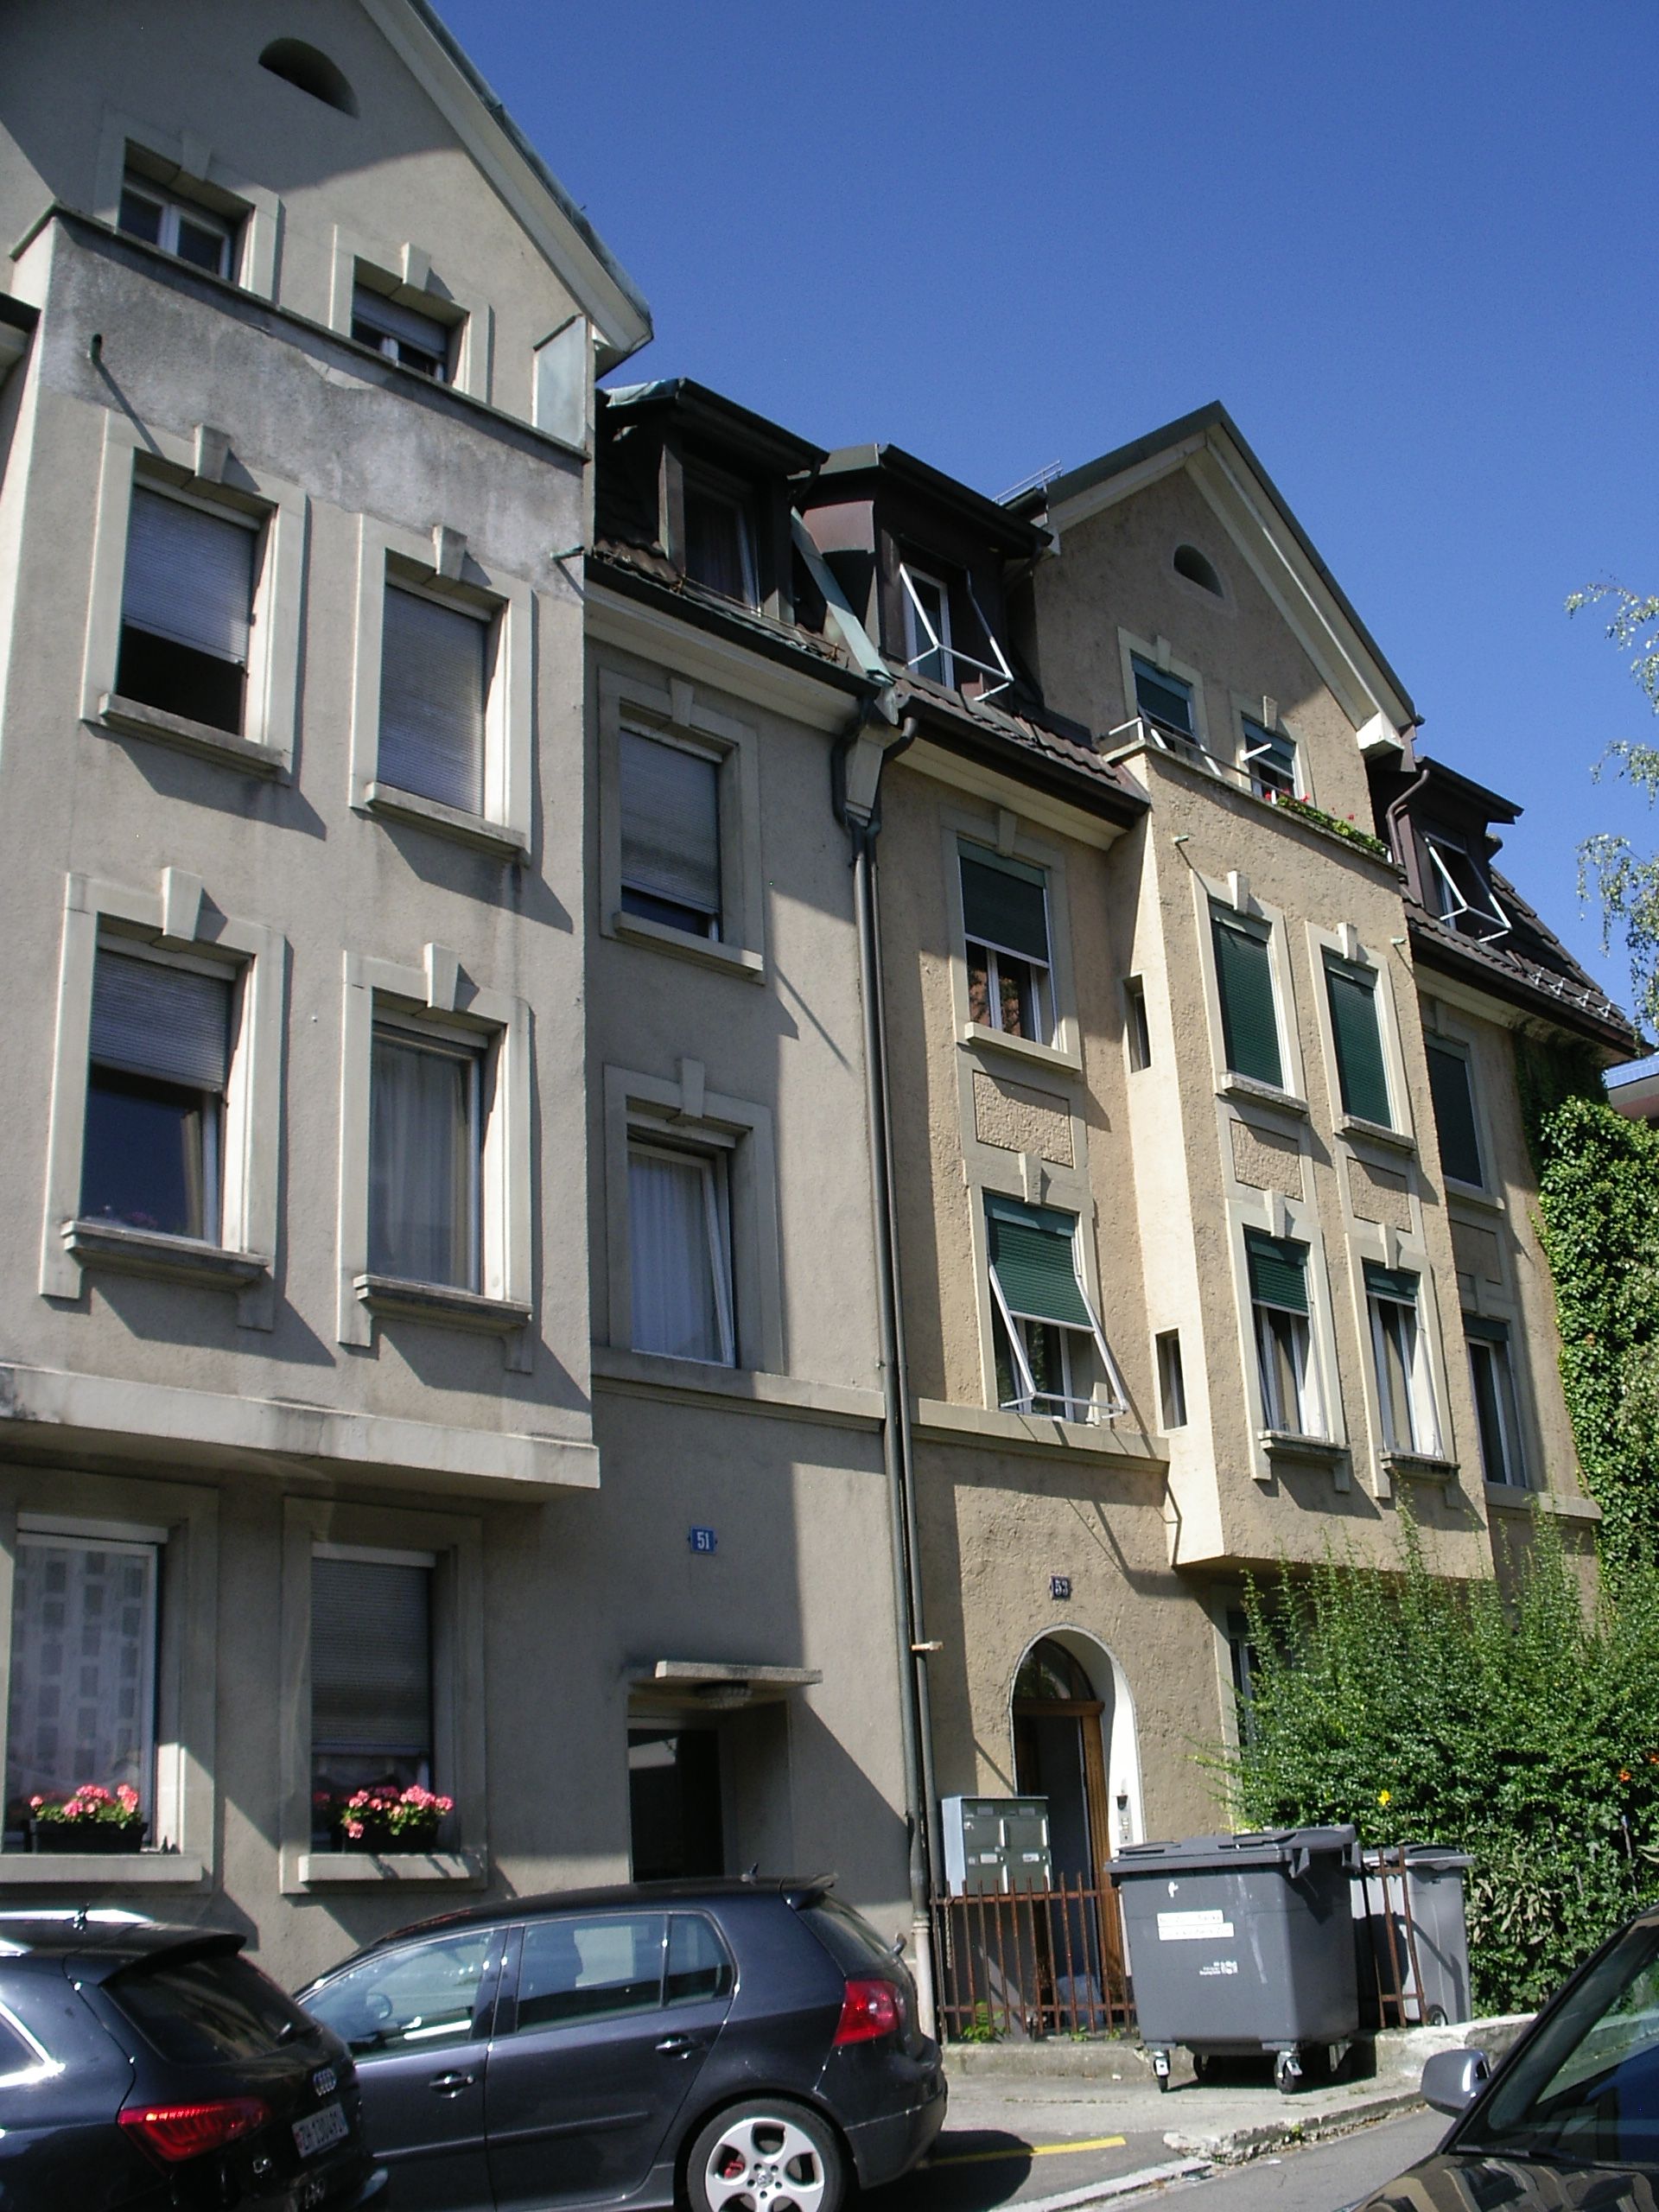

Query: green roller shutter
[1245,1230,1308,1314]
[987,1196,1091,1328]
[1211,908,1282,1087]
[1325,957,1391,1126]
[1426,1041,1484,1186]
[1364,1263,1420,1306]
[961,852,1050,963]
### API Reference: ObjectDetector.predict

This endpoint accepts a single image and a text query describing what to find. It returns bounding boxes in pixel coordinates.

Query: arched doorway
[1012,1637,1113,1888]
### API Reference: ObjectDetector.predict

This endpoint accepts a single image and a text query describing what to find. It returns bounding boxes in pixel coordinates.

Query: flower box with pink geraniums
[327,1784,454,1854]
[29,1783,147,1853]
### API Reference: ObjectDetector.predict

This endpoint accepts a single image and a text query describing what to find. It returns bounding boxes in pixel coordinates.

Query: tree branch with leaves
[1571,583,1659,1038]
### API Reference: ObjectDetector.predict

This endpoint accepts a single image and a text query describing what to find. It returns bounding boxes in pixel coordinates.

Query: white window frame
[603,1066,783,1377]
[41,868,283,1327]
[626,1135,736,1368]
[1192,871,1306,1104]
[598,668,766,977]
[350,521,531,857]
[94,113,280,298]
[1229,1192,1347,1484]
[1115,632,1211,757]
[618,725,726,942]
[899,563,1014,698]
[117,175,236,280]
[1424,835,1510,942]
[0,1475,218,1887]
[280,1497,484,1893]
[327,234,491,404]
[944,809,1083,1073]
[1306,922,1416,1147]
[974,1181,1127,1427]
[958,843,1056,1049]
[338,948,532,1367]
[369,1012,486,1296]
[1423,1021,1492,1193]
[1250,1269,1324,1438]
[1465,1320,1527,1489]
[1239,714,1300,802]
[1365,1272,1443,1459]
[80,416,304,775]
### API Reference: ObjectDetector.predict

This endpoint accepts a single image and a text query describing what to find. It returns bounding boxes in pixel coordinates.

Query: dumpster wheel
[1273,2050,1303,2094]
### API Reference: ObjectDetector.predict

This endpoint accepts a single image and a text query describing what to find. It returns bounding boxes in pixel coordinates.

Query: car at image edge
[296,1874,947,2212]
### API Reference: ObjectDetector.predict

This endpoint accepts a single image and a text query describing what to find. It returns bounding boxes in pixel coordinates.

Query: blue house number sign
[688,1526,719,1555]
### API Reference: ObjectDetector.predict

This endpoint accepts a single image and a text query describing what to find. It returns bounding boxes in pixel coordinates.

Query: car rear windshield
[798,1897,897,1978]
[109,1950,316,2065]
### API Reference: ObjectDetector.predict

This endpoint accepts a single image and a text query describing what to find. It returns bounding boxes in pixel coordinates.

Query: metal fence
[931,1877,1135,2040]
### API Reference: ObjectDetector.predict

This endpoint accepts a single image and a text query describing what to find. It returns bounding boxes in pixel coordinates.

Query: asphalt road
[865,2103,1450,2212]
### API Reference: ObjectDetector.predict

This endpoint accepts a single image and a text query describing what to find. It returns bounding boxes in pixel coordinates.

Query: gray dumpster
[1352,1846,1473,2028]
[1114,1826,1360,2092]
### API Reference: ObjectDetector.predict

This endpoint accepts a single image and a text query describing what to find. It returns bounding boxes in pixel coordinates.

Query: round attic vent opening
[1173,543,1224,596]
[259,39,359,117]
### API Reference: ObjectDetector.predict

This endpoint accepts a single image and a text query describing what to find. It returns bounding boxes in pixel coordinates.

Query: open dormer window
[682,468,758,607]
[1424,834,1509,942]
[899,563,1013,699]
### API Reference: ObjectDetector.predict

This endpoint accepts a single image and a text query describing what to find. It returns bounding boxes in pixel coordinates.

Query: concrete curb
[1163,2086,1432,2164]
[1011,2157,1213,2212]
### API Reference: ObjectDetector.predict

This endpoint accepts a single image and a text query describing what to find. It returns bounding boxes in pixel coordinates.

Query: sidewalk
[939,2018,1533,2166]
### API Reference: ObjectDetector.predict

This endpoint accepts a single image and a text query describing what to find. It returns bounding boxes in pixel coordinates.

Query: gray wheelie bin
[1114,1826,1360,2092]
[1352,1846,1472,2028]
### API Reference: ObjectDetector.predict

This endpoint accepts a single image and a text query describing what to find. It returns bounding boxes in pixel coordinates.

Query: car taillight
[833,1977,901,2046]
[118,2095,270,2163]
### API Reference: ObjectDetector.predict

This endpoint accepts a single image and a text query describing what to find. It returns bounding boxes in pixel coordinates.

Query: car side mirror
[1421,2048,1491,2116]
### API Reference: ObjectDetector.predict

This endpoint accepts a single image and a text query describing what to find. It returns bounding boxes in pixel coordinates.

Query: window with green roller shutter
[1425,1040,1484,1186]
[985,1195,1122,1421]
[1364,1262,1440,1455]
[1324,956,1391,1126]
[1244,1230,1320,1433]
[987,1197,1090,1326]
[1211,906,1282,1087]
[961,849,1054,1044]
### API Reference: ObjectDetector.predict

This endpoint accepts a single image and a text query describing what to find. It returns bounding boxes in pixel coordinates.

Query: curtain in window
[122,487,254,662]
[628,1147,729,1363]
[4,1539,156,1821]
[620,732,721,918]
[311,1557,432,1796]
[960,853,1050,963]
[378,587,487,814]
[369,1031,476,1287]
[91,950,231,1088]
[1325,958,1391,1125]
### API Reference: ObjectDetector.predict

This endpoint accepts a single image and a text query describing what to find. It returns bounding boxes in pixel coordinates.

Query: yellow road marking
[927,2135,1128,2168]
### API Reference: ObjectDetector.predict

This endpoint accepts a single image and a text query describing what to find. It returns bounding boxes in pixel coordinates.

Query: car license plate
[293,2102,350,2159]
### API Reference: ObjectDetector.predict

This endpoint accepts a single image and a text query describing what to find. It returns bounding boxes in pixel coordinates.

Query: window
[1324,955,1391,1126]
[352,286,454,380]
[1131,653,1195,739]
[1426,1039,1484,1187]
[1247,1230,1321,1434]
[986,1196,1122,1422]
[1424,836,1509,942]
[901,565,955,686]
[1242,717,1297,802]
[116,486,257,734]
[1125,976,1152,1070]
[4,1533,158,1838]
[1173,543,1223,596]
[1211,906,1282,1088]
[513,1916,667,2032]
[80,946,232,1244]
[309,1548,435,1844]
[620,730,721,938]
[1156,1330,1187,1428]
[627,1141,734,1366]
[1365,1264,1441,1457]
[378,584,489,816]
[1466,1319,1525,1486]
[369,1021,482,1292]
[962,849,1053,1044]
[683,473,757,607]
[118,175,236,277]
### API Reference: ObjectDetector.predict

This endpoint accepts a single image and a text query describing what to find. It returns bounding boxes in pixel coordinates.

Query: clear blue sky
[437,0,1659,1039]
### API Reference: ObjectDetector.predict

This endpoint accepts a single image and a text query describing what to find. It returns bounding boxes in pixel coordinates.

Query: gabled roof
[1016,401,1416,745]
[363,0,652,367]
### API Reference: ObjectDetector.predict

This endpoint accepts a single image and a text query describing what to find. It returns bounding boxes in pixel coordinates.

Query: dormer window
[1424,834,1509,942]
[899,563,1013,699]
[682,469,758,607]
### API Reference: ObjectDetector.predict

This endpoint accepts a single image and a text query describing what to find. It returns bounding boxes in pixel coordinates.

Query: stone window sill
[1338,1115,1415,1156]
[1484,1482,1600,1522]
[63,1220,269,1290]
[610,910,765,981]
[0,1853,207,1885]
[959,1023,1084,1076]
[295,1849,486,1889]
[355,1274,531,1336]
[362,781,529,860]
[1221,1075,1308,1116]
[1384,1449,1459,1484]
[1446,1178,1503,1213]
[96,694,287,775]
[1260,1429,1346,1465]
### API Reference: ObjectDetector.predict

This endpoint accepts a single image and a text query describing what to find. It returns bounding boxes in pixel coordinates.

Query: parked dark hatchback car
[0,1913,383,2211]
[1354,1904,1659,2212]
[297,1876,946,2212]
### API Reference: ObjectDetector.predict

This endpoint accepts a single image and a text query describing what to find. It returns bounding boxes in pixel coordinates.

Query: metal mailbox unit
[1114,1825,1360,2092]
[940,1796,1052,1896]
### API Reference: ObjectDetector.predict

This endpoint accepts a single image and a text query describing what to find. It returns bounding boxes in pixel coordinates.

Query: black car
[297,1876,947,2212]
[0,1912,383,2210]
[1357,1904,1659,2212]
